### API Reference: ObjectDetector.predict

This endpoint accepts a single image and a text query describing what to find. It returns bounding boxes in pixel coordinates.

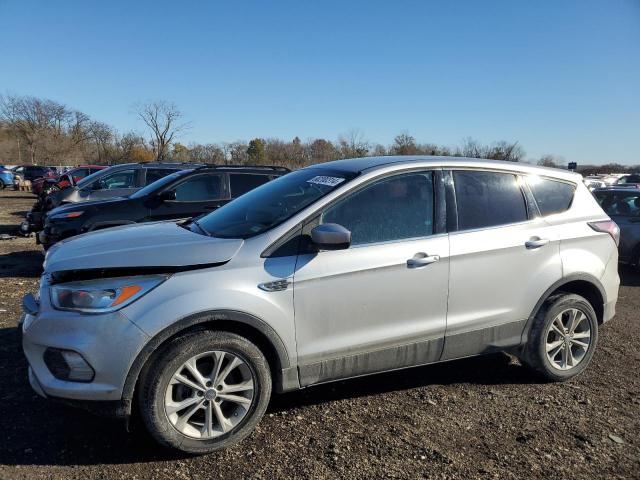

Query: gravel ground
[0,189,638,479]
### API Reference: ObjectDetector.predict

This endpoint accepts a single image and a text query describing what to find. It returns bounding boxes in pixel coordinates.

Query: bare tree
[338,129,369,158]
[134,101,188,161]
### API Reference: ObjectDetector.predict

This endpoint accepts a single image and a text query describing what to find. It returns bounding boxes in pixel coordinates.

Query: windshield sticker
[307,176,345,187]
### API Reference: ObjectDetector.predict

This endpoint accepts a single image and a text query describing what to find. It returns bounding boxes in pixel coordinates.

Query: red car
[31,165,107,196]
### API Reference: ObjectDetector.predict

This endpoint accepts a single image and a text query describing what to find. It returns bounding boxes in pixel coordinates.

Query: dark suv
[27,163,197,236]
[594,187,640,267]
[46,162,200,210]
[39,165,289,248]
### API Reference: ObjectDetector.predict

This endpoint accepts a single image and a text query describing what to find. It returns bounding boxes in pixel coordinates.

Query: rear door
[147,172,226,221]
[444,169,562,359]
[293,169,449,386]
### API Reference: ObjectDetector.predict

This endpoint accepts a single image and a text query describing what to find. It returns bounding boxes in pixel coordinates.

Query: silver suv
[21,156,620,453]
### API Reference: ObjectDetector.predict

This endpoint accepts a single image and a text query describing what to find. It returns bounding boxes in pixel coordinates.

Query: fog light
[43,348,94,382]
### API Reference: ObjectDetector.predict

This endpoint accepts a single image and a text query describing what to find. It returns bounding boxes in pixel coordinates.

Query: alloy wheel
[545,308,592,371]
[164,350,255,439]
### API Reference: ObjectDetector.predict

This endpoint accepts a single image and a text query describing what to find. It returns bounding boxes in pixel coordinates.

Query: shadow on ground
[0,323,531,468]
[0,250,43,278]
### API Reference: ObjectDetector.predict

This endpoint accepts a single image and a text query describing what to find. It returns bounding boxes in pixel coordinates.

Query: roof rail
[194,164,291,171]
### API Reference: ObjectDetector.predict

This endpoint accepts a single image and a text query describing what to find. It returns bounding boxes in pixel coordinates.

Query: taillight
[588,220,620,247]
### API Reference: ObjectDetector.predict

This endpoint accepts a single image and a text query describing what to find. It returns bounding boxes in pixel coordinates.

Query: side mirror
[159,190,177,202]
[310,223,351,251]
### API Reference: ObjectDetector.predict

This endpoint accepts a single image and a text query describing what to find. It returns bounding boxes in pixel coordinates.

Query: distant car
[612,174,640,188]
[39,165,289,248]
[12,166,56,190]
[21,165,110,235]
[44,162,200,211]
[0,165,14,189]
[594,187,640,268]
[584,177,606,191]
[31,165,107,196]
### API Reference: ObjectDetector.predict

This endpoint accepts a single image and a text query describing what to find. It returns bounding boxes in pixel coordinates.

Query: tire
[0,179,5,190]
[138,330,271,454]
[524,293,598,382]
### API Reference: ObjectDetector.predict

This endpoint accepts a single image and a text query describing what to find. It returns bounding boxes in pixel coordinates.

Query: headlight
[50,275,167,313]
[50,211,85,220]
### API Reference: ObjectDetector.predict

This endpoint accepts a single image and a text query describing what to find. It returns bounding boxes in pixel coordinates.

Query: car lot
[0,189,639,479]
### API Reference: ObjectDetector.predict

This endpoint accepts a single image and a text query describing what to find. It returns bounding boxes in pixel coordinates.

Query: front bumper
[21,291,150,404]
[38,227,63,248]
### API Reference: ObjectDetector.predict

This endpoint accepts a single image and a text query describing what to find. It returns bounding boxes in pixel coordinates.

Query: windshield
[130,171,188,199]
[197,168,356,238]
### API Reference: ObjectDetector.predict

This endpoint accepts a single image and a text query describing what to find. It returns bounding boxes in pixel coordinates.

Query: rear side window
[322,171,434,246]
[453,170,528,230]
[145,168,175,185]
[527,177,575,216]
[230,174,271,197]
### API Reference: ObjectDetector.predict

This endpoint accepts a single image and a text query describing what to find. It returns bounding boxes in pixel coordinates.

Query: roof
[310,155,582,182]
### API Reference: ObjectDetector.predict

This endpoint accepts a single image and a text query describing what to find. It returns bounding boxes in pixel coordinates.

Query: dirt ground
[0,189,638,480]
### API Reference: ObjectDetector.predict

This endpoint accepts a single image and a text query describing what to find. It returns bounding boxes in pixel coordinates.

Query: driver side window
[98,170,136,190]
[321,171,435,246]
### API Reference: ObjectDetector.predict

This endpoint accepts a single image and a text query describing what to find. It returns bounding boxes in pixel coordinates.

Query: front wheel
[524,293,599,381]
[138,330,271,454]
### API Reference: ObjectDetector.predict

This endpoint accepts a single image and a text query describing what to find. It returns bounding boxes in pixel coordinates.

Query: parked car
[31,165,107,196]
[21,156,619,454]
[12,165,56,190]
[612,174,640,188]
[43,162,200,211]
[584,176,606,191]
[21,165,110,236]
[593,187,640,268]
[39,165,289,248]
[0,165,14,189]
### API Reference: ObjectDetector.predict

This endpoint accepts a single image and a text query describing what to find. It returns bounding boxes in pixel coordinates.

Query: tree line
[0,93,636,173]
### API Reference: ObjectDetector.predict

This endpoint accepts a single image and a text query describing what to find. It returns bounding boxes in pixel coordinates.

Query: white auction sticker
[307,176,345,187]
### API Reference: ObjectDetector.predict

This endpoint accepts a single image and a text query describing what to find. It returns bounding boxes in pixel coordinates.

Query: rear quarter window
[527,177,575,216]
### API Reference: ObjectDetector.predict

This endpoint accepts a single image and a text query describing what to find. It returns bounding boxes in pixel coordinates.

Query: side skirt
[299,337,444,387]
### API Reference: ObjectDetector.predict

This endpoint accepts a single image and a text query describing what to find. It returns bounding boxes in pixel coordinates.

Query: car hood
[49,196,130,216]
[44,221,244,274]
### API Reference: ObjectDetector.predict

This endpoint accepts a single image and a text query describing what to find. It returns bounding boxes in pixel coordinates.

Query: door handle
[525,237,550,249]
[407,252,440,268]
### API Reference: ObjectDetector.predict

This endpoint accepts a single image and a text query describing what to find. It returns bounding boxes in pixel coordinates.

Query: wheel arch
[122,309,296,411]
[523,274,606,343]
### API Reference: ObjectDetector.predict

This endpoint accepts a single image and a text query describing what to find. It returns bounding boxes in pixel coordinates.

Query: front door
[147,173,226,221]
[87,168,139,201]
[293,170,449,386]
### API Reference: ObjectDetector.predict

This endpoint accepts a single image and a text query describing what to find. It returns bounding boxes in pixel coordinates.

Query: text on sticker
[306,176,345,187]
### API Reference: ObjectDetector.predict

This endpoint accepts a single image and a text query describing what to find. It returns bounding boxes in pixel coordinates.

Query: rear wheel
[0,179,5,189]
[138,330,271,454]
[524,293,598,381]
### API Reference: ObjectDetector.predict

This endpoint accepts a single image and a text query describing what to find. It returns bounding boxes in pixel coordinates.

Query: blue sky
[1,0,639,165]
